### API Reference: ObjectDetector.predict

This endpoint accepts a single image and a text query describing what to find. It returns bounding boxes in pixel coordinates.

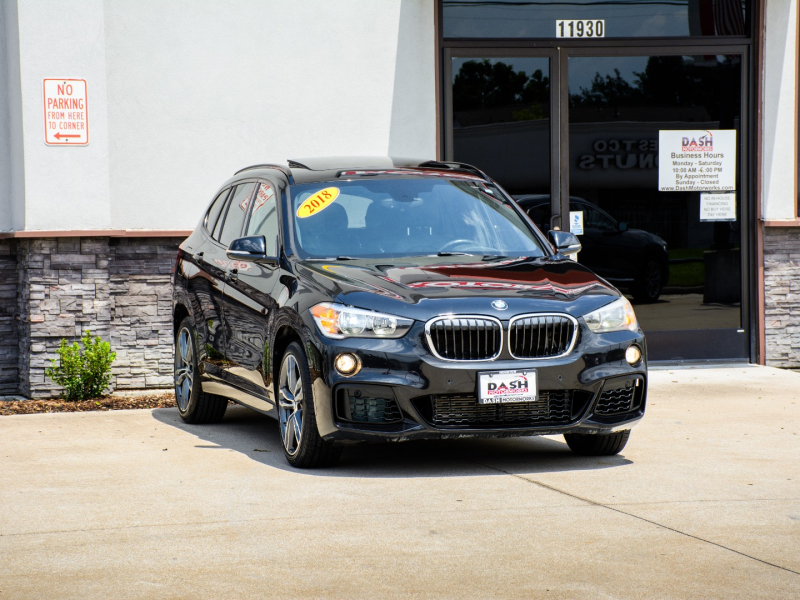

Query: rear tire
[277,342,342,468]
[564,430,630,456]
[174,317,228,424]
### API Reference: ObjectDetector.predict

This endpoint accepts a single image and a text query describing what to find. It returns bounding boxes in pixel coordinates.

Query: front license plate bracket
[477,369,538,405]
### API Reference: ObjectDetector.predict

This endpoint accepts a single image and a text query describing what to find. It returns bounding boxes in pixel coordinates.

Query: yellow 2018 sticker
[297,187,340,218]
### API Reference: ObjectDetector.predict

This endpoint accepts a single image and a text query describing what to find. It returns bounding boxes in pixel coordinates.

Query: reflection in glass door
[449,55,551,197]
[565,54,746,359]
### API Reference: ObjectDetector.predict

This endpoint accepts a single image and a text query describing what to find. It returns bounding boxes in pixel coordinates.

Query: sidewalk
[1,366,798,599]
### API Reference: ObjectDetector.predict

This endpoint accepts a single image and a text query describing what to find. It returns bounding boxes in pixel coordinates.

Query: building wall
[763,229,800,367]
[2,0,437,233]
[761,0,798,220]
[761,0,799,367]
[13,0,113,232]
[0,240,19,394]
[0,0,25,232]
[14,237,181,398]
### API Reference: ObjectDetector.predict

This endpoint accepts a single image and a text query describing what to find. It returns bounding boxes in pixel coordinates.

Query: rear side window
[204,188,230,234]
[246,183,279,256]
[219,183,256,247]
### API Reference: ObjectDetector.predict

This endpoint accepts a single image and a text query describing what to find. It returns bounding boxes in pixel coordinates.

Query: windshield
[288,178,548,259]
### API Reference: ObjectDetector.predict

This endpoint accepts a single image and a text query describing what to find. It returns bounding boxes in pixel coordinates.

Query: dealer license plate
[478,370,538,405]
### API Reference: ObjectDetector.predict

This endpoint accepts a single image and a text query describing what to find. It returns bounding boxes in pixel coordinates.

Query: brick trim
[0,230,192,239]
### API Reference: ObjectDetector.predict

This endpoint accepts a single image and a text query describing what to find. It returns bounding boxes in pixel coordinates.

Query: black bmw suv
[173,157,647,468]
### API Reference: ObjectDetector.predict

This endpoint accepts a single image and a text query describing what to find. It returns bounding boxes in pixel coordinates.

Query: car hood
[295,255,620,321]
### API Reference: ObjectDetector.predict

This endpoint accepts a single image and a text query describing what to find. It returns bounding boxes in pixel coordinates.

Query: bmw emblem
[491,300,508,311]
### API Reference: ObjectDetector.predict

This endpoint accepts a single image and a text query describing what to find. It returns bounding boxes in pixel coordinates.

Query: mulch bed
[0,392,177,416]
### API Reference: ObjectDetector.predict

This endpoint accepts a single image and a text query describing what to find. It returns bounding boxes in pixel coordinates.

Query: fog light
[334,353,360,376]
[625,345,642,365]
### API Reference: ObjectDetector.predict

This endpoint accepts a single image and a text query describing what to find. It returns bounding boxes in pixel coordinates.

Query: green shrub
[45,331,117,400]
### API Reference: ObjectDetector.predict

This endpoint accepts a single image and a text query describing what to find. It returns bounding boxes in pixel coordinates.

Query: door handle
[226,268,238,282]
[193,251,204,261]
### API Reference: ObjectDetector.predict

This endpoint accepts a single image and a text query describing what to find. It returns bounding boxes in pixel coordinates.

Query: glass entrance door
[447,47,750,361]
[564,51,748,360]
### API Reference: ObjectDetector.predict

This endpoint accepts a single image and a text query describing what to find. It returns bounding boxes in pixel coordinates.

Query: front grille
[427,391,574,429]
[426,316,502,361]
[509,314,577,358]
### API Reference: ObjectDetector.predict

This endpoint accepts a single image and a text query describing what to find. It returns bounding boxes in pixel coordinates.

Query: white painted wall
[0,0,25,231]
[762,0,798,220]
[103,0,436,230]
[1,0,436,232]
[13,0,112,231]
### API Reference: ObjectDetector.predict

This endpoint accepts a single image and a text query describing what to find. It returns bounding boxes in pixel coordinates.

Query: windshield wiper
[436,251,474,257]
[305,256,358,261]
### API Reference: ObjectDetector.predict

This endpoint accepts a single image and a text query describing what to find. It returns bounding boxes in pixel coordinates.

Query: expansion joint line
[466,458,800,578]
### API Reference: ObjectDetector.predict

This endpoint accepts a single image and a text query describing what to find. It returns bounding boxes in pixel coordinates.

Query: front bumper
[308,322,647,443]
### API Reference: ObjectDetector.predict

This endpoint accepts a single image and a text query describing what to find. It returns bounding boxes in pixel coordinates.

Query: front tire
[174,317,228,424]
[632,257,663,303]
[564,430,630,456]
[278,342,342,468]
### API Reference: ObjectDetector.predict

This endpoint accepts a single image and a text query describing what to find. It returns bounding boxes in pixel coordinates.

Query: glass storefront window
[451,57,551,196]
[443,0,751,39]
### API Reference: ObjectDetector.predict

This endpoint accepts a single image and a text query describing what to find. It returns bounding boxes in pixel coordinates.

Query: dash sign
[43,79,88,145]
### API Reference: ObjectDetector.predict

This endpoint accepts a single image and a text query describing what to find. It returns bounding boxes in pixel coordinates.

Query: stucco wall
[3,0,436,233]
[14,0,113,232]
[761,0,798,220]
[0,0,25,232]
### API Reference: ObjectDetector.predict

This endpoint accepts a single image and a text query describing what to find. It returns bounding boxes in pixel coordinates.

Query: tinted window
[204,189,230,234]
[584,206,616,231]
[246,183,279,256]
[219,183,256,247]
[443,0,750,39]
[213,195,230,240]
[289,178,547,259]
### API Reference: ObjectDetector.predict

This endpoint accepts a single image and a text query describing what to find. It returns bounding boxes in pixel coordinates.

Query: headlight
[583,297,639,333]
[310,303,413,339]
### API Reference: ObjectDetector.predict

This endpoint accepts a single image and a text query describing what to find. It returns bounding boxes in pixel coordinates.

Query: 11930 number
[556,20,605,38]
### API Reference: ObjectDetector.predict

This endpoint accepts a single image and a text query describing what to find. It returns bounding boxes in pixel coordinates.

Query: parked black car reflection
[172,158,647,468]
[515,195,669,302]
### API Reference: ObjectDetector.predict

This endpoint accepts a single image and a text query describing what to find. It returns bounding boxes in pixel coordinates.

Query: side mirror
[227,235,277,265]
[618,221,629,232]
[548,230,581,257]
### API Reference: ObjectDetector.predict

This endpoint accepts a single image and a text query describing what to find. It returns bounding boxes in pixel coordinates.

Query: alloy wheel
[278,354,304,456]
[174,327,194,411]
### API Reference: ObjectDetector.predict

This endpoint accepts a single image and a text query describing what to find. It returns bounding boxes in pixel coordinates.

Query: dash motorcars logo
[487,375,528,395]
[681,131,713,152]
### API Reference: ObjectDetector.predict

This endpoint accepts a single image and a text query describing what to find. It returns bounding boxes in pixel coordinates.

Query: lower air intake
[424,391,575,429]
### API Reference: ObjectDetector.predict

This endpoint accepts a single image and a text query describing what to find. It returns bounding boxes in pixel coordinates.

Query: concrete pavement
[1,366,799,599]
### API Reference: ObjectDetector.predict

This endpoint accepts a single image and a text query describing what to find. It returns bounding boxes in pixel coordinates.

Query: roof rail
[417,160,491,181]
[234,163,294,184]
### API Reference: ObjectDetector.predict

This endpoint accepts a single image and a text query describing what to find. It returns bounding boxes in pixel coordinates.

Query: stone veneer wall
[13,237,183,398]
[0,240,20,395]
[763,227,800,368]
